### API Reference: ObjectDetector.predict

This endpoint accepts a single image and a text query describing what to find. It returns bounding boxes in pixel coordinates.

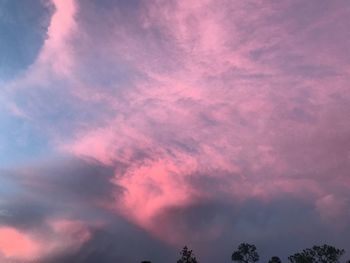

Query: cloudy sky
[0,0,350,262]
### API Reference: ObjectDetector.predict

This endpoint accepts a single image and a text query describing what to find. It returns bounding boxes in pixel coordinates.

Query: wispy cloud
[1,0,350,262]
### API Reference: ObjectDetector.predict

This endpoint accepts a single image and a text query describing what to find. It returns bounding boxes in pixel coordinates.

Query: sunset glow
[1,0,350,262]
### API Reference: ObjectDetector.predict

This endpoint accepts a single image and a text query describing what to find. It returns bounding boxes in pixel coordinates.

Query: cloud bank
[0,0,350,262]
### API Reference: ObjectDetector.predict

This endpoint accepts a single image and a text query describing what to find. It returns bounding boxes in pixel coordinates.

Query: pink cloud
[52,0,350,244]
[4,0,77,95]
[0,219,90,262]
[0,227,41,261]
[37,0,77,76]
[3,0,350,251]
[116,159,195,230]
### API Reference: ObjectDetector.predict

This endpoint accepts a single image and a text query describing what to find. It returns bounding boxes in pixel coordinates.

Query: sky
[0,0,350,262]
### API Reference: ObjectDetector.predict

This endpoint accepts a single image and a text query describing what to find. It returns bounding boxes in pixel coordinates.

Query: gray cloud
[44,220,177,263]
[153,196,350,262]
[0,157,120,229]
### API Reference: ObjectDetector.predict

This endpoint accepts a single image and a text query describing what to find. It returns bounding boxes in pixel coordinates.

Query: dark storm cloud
[0,157,121,229]
[0,157,180,262]
[44,219,177,263]
[153,196,350,262]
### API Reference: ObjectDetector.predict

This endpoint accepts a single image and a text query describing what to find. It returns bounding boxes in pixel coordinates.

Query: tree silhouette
[232,243,259,263]
[288,244,345,263]
[177,246,199,263]
[269,256,282,263]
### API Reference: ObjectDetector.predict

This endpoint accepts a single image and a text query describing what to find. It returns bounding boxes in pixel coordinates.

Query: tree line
[141,243,350,263]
